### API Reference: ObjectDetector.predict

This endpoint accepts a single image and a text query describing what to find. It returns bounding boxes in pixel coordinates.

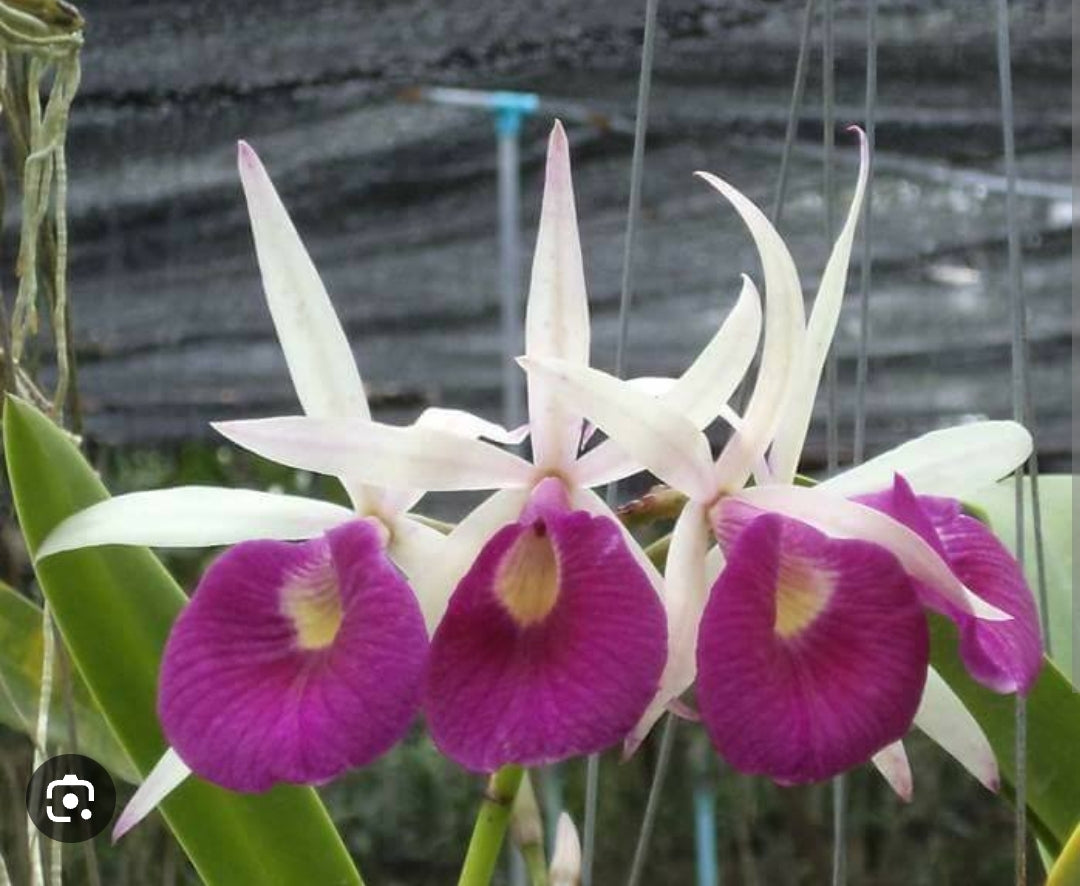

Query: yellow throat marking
[495,523,560,627]
[282,563,343,651]
[774,557,832,639]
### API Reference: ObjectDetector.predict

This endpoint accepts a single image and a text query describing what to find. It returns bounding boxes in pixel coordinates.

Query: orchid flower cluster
[39,122,1041,840]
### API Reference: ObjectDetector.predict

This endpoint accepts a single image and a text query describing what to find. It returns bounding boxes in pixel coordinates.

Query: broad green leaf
[929,628,1080,855]
[966,475,1074,677]
[0,579,139,782]
[4,396,363,886]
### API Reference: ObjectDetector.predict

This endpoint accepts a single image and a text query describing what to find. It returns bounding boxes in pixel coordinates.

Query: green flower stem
[458,765,525,886]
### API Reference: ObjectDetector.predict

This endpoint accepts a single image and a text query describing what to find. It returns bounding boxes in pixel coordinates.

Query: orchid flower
[37,143,524,836]
[524,129,1041,794]
[208,122,764,773]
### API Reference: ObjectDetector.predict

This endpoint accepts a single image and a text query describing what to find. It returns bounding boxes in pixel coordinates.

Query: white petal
[549,812,582,886]
[914,666,1000,792]
[113,748,190,842]
[724,485,1010,620]
[570,443,645,489]
[768,130,870,483]
[522,357,718,501]
[525,122,591,472]
[414,407,529,446]
[661,274,763,426]
[237,143,368,422]
[872,741,913,802]
[627,503,712,754]
[413,488,531,629]
[238,144,373,510]
[213,417,534,493]
[819,421,1033,499]
[575,277,762,489]
[371,411,528,517]
[37,487,354,559]
[695,172,805,493]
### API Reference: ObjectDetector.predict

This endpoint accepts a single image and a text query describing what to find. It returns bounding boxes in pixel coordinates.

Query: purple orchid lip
[857,474,1043,694]
[158,519,428,792]
[696,513,929,784]
[424,477,667,772]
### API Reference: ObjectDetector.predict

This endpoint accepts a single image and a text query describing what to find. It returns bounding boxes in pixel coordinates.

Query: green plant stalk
[521,843,549,886]
[458,765,525,886]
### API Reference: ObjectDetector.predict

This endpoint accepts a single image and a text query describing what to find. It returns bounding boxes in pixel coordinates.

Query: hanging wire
[773,0,817,225]
[626,715,678,886]
[819,0,847,882]
[822,0,838,478]
[582,0,661,882]
[853,0,877,467]
[993,1,1047,882]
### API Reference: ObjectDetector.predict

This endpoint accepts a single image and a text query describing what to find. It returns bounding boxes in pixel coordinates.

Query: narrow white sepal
[372,410,529,517]
[549,812,583,886]
[37,487,354,559]
[724,485,1010,621]
[385,515,449,632]
[522,357,718,502]
[525,122,591,472]
[576,276,762,488]
[819,421,1033,499]
[660,274,763,425]
[872,741,914,802]
[113,748,190,842]
[213,417,534,493]
[414,407,529,446]
[626,503,711,755]
[768,129,871,483]
[695,171,806,493]
[914,666,1000,792]
[237,142,369,422]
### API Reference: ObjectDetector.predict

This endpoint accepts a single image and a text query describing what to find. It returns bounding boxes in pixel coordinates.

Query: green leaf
[929,617,1080,855]
[4,396,363,886]
[0,579,139,782]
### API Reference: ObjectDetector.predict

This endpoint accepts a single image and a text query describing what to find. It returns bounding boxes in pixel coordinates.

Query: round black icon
[25,754,116,843]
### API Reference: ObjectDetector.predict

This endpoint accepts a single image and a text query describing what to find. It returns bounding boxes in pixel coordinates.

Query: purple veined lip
[158,519,428,792]
[857,474,1042,695]
[424,477,667,772]
[696,512,929,784]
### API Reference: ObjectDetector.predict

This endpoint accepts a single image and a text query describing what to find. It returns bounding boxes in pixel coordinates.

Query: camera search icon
[26,754,115,843]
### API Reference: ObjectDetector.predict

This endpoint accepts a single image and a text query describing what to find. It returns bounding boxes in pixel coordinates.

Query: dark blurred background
[0,0,1073,883]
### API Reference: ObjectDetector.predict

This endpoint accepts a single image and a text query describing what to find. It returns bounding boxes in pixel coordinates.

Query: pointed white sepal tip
[872,741,914,803]
[237,139,259,171]
[915,667,1001,793]
[550,812,582,886]
[113,748,191,843]
[549,118,569,156]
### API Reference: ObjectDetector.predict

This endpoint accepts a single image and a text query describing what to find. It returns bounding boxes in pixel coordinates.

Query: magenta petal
[424,479,666,772]
[859,475,1042,694]
[697,514,928,784]
[158,519,428,792]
